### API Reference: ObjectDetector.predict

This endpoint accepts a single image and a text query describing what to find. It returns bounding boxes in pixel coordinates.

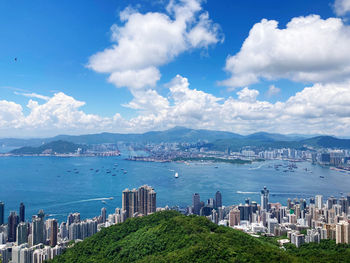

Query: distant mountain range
[1,127,350,151]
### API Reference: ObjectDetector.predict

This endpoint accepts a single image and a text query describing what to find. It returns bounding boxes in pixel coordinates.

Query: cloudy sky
[1,0,350,137]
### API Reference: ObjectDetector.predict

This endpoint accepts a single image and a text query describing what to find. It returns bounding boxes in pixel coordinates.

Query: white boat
[175,172,179,178]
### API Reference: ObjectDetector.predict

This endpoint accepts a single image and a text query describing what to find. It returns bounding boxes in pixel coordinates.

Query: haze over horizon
[2,0,350,137]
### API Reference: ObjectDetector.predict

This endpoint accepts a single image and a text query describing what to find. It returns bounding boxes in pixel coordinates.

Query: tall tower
[193,193,201,215]
[260,186,269,211]
[122,188,138,219]
[147,188,156,215]
[315,195,323,209]
[0,201,4,225]
[8,211,19,242]
[137,186,148,215]
[215,191,222,209]
[19,203,25,222]
[49,219,58,247]
[101,207,107,223]
[32,216,44,245]
[16,222,28,245]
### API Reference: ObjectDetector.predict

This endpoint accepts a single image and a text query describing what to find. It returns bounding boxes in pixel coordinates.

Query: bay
[1,156,350,222]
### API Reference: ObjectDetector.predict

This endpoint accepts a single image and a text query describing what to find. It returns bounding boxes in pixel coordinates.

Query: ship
[175,172,179,178]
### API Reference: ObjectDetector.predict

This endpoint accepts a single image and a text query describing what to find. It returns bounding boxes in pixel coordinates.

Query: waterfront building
[315,195,323,209]
[229,208,240,227]
[32,216,45,245]
[122,188,138,218]
[49,219,58,247]
[192,193,201,215]
[260,186,269,211]
[19,203,25,223]
[101,208,107,223]
[8,211,19,242]
[215,191,222,208]
[0,202,4,225]
[16,222,28,245]
[122,185,156,219]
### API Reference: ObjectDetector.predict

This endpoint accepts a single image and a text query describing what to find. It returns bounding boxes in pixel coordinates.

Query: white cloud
[237,87,259,102]
[221,15,350,88]
[334,0,350,16]
[14,91,50,101]
[88,0,221,91]
[266,85,280,97]
[108,67,161,90]
[3,80,350,137]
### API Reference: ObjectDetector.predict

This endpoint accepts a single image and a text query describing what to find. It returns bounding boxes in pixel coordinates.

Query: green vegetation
[173,156,252,164]
[50,211,296,263]
[10,140,86,155]
[284,239,350,263]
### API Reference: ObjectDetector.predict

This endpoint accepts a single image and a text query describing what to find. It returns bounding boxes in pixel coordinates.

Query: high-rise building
[101,208,107,223]
[336,221,350,244]
[122,185,156,219]
[32,216,44,245]
[8,211,19,242]
[49,219,58,247]
[229,208,240,227]
[315,195,323,209]
[122,188,138,219]
[338,197,348,214]
[215,191,222,208]
[16,222,28,245]
[192,193,201,215]
[147,188,156,215]
[261,186,269,211]
[19,203,25,222]
[0,202,4,225]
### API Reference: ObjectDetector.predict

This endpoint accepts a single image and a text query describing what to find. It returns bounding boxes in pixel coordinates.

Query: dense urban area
[1,184,350,262]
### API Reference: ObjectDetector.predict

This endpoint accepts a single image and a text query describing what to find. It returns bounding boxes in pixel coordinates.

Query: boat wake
[248,163,265,170]
[236,191,259,194]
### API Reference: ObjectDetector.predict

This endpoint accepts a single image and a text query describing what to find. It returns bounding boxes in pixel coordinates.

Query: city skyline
[2,0,350,137]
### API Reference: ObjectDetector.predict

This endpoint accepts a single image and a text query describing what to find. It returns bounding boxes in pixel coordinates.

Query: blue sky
[1,0,350,137]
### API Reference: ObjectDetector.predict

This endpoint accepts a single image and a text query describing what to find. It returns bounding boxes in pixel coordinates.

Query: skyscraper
[32,216,44,245]
[8,211,19,242]
[229,208,240,227]
[122,188,138,219]
[0,202,4,225]
[19,203,25,223]
[16,222,28,245]
[261,186,269,211]
[122,185,157,219]
[315,195,323,209]
[192,193,201,215]
[49,219,58,247]
[215,191,222,208]
[147,188,156,215]
[101,208,107,223]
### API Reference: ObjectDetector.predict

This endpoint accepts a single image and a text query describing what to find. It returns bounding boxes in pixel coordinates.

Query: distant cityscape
[1,185,350,262]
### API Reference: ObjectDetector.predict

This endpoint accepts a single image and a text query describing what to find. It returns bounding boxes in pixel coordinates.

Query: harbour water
[1,156,350,222]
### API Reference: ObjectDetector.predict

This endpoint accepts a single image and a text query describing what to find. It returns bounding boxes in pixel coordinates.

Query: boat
[108,197,114,200]
[214,166,218,169]
[320,176,325,178]
[102,200,107,204]
[124,171,127,174]
[95,169,99,172]
[112,174,116,176]
[175,172,179,178]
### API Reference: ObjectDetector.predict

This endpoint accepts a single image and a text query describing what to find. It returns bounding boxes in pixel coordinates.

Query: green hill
[51,211,296,263]
[10,140,85,155]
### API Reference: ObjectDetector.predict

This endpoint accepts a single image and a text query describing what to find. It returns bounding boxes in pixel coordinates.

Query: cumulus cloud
[88,0,222,92]
[334,0,350,16]
[220,15,350,88]
[3,79,350,137]
[266,85,280,97]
